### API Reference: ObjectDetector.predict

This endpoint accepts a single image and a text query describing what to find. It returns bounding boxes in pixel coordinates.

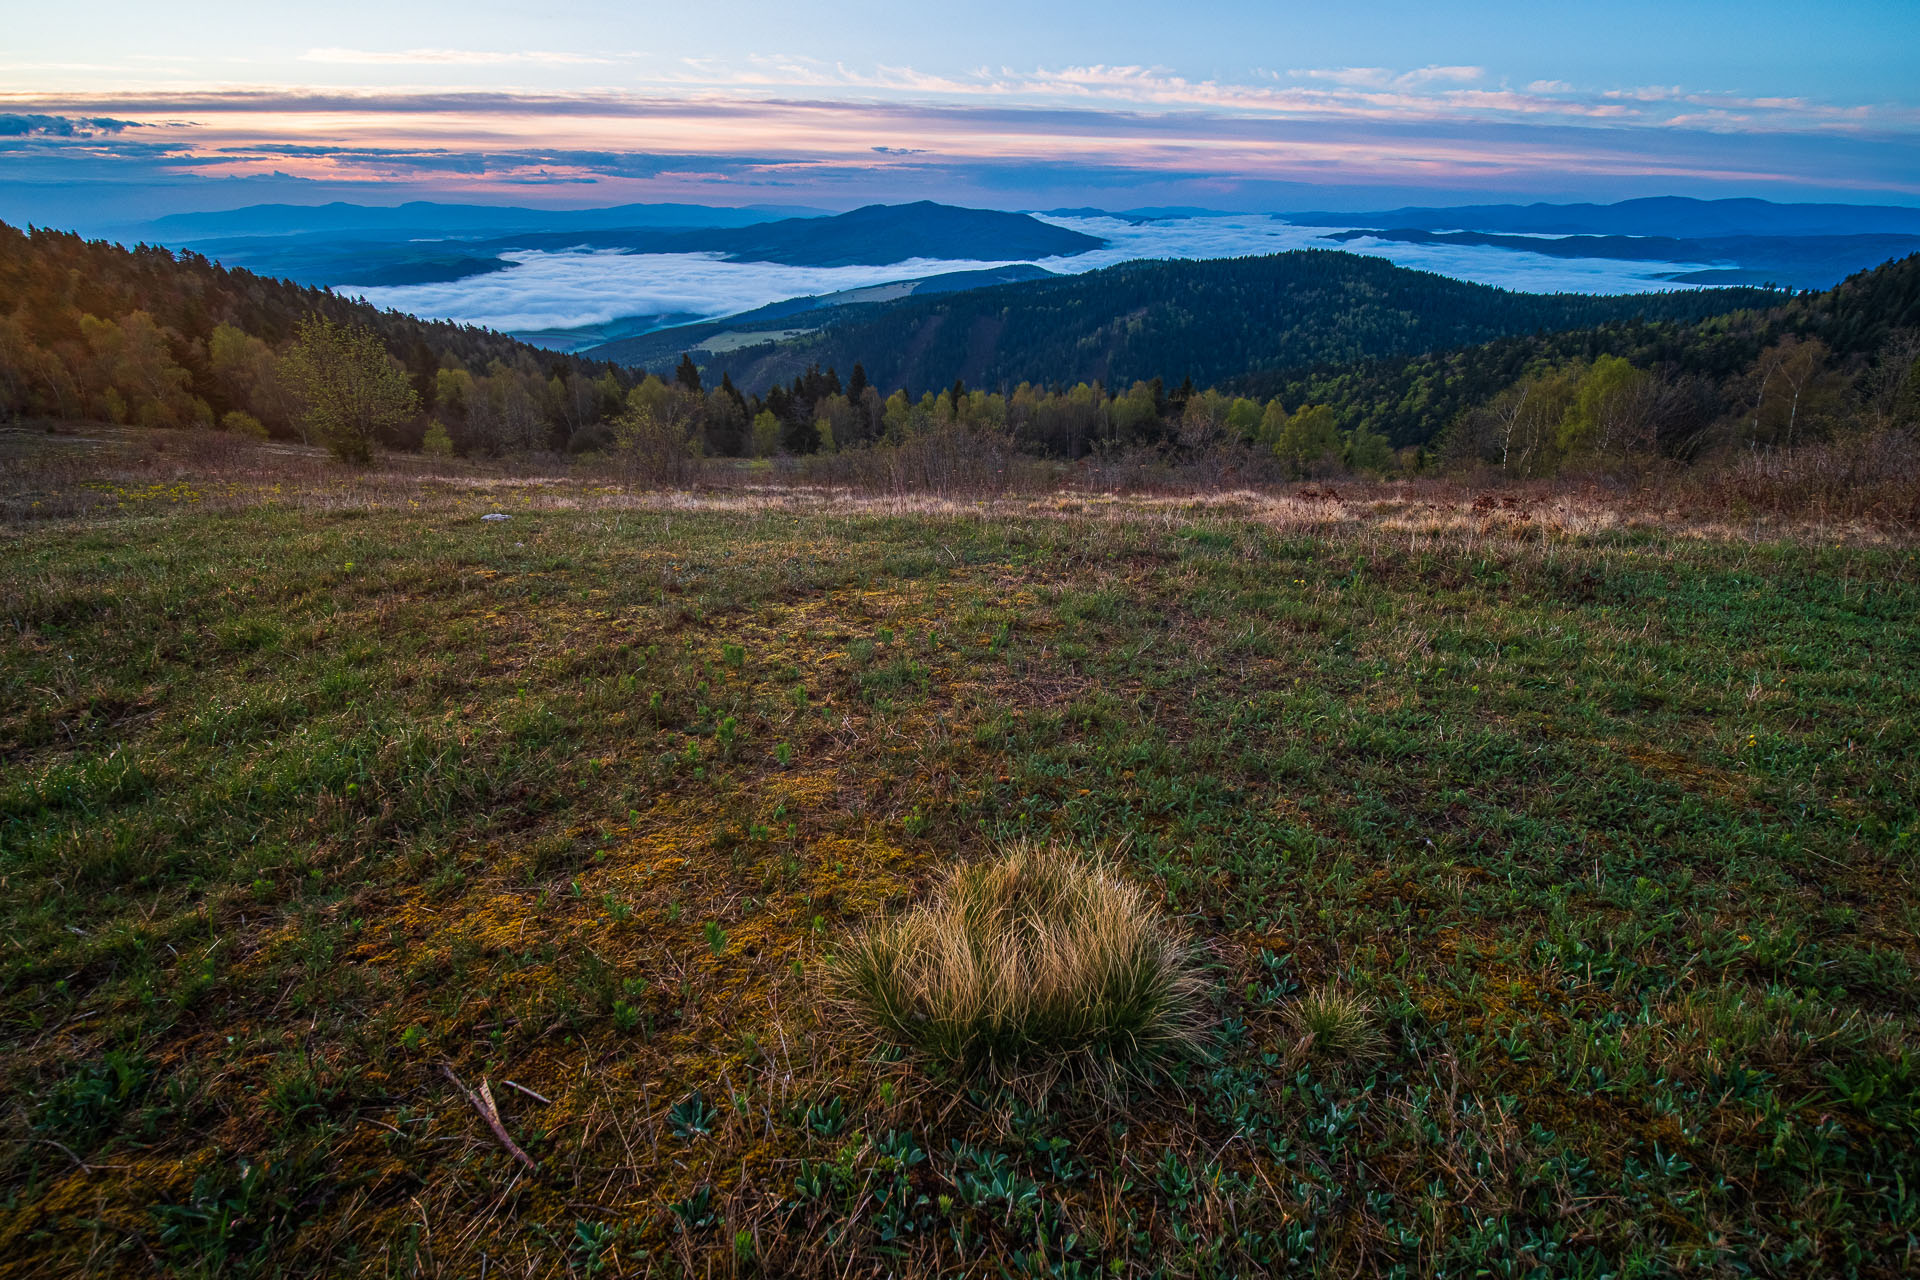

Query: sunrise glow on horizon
[4,0,1918,230]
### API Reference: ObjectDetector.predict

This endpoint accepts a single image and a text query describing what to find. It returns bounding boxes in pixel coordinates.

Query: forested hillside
[620,251,1776,394]
[0,222,641,453]
[2,219,1913,502]
[1249,251,1920,448]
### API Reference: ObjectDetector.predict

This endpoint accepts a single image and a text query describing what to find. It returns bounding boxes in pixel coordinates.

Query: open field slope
[1,432,1917,1277]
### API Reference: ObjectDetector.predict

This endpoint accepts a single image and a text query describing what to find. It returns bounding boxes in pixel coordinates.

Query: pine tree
[674,353,702,393]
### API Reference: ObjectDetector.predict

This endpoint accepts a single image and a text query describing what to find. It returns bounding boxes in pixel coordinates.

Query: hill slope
[1248,250,1920,446]
[607,250,1775,394]
[0,221,616,375]
[0,221,636,446]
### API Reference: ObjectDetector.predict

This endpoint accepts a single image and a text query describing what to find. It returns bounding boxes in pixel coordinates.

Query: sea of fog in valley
[351,213,1718,346]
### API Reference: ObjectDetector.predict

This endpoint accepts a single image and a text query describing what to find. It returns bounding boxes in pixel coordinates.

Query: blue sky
[4,0,1917,229]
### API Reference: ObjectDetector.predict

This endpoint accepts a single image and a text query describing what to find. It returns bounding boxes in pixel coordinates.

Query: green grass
[1,434,1917,1276]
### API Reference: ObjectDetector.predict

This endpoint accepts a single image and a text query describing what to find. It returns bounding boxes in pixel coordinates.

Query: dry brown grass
[832,841,1209,1074]
[1286,987,1387,1064]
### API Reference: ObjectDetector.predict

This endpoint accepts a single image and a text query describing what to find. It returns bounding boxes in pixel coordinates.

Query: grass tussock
[833,842,1208,1072]
[1287,987,1387,1063]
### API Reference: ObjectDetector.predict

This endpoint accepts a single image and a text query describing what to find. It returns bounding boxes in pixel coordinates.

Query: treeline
[0,222,642,453]
[649,252,1920,481]
[671,250,1780,400]
[2,219,1914,506]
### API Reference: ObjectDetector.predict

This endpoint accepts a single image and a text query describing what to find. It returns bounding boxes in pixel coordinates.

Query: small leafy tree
[1344,424,1395,474]
[283,316,418,464]
[749,410,781,458]
[421,419,455,458]
[1271,403,1342,477]
[611,385,699,484]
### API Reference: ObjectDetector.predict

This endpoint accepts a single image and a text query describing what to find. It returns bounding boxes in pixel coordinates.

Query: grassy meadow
[1,428,1917,1277]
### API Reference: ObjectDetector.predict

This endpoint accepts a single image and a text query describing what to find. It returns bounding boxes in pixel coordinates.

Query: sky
[4,0,1919,231]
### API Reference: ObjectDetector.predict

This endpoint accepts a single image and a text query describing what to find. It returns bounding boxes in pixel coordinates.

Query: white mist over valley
[350,213,1717,343]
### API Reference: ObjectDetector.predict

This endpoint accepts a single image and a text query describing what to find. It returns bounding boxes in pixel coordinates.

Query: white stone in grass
[481,512,510,522]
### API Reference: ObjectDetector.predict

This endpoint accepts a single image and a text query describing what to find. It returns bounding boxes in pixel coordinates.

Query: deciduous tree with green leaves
[1271,403,1343,478]
[283,316,419,464]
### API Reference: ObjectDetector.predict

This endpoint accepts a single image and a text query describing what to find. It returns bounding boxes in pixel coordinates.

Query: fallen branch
[501,1078,553,1106]
[441,1063,539,1175]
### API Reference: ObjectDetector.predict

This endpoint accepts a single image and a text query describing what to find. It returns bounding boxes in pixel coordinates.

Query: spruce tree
[674,353,702,393]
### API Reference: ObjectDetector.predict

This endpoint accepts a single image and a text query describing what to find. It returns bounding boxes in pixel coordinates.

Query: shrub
[565,421,614,455]
[832,842,1207,1072]
[220,410,269,440]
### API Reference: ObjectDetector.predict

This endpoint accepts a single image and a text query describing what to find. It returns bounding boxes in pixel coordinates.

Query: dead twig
[441,1063,540,1175]
[501,1079,552,1106]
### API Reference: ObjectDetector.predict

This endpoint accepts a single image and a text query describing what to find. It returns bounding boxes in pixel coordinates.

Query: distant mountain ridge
[466,202,1105,266]
[138,201,1107,291]
[1281,195,1920,239]
[1323,228,1920,290]
[141,200,822,241]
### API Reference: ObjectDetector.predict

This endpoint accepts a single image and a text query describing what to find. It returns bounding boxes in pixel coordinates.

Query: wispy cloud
[302,48,618,67]
[1290,65,1486,90]
[3,56,1917,220]
[612,57,1919,136]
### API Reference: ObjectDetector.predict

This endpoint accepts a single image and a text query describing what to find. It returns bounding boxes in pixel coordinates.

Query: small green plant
[704,920,729,956]
[668,1091,714,1140]
[35,1051,152,1142]
[832,841,1208,1072]
[774,741,793,767]
[804,1095,848,1136]
[721,643,746,669]
[573,1220,616,1274]
[669,1184,716,1231]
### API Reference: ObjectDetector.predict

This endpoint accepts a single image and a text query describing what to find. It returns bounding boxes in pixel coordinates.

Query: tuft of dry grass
[832,841,1209,1073]
[1287,987,1386,1063]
